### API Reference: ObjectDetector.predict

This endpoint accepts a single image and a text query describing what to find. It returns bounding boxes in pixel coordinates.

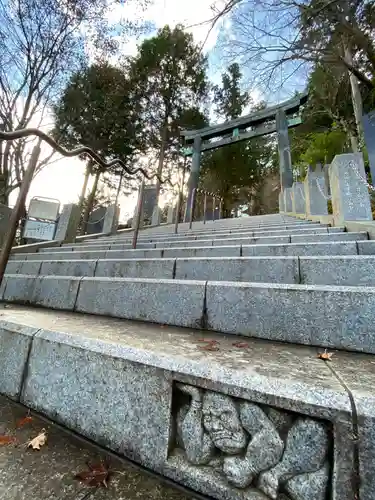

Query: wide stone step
[0,305,371,500]
[10,239,368,262]
[37,231,367,255]
[61,226,341,249]
[6,255,375,286]
[96,222,328,243]
[2,274,375,353]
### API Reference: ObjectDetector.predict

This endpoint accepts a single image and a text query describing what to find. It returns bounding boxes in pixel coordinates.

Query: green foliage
[214,63,250,120]
[127,24,209,166]
[300,129,348,165]
[53,62,142,165]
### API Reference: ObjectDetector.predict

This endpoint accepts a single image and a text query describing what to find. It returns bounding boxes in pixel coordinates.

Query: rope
[314,177,332,200]
[297,184,305,201]
[348,159,375,191]
[86,213,107,224]
[0,128,178,188]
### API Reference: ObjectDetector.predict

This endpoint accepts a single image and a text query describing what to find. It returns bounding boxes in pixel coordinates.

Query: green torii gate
[180,91,308,221]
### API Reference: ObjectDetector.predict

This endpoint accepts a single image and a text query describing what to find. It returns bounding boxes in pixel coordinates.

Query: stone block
[215,236,291,246]
[253,227,328,238]
[279,191,285,212]
[242,241,358,257]
[106,249,164,260]
[329,153,373,225]
[109,243,156,250]
[284,188,293,212]
[175,257,299,284]
[0,321,38,399]
[357,241,375,255]
[5,260,42,275]
[40,260,97,277]
[292,182,306,214]
[291,232,368,243]
[31,276,81,310]
[163,246,241,258]
[2,274,36,303]
[304,166,328,216]
[54,204,80,243]
[151,206,161,226]
[159,240,213,249]
[94,259,175,279]
[0,309,356,500]
[102,204,120,235]
[205,281,375,353]
[300,256,375,286]
[22,330,172,469]
[76,278,205,328]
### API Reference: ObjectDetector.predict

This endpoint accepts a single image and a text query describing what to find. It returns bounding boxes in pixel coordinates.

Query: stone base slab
[0,305,373,499]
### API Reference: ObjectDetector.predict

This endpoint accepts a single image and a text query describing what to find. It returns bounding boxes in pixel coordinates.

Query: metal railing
[188,188,223,230]
[0,128,178,285]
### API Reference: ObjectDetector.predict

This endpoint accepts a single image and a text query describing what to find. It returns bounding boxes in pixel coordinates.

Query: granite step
[0,305,372,500]
[36,231,368,254]
[2,274,375,353]
[60,226,341,249]
[10,239,370,262]
[6,255,375,286]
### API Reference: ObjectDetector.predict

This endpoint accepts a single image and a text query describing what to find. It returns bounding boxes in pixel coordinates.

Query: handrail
[0,128,178,187]
[188,188,223,229]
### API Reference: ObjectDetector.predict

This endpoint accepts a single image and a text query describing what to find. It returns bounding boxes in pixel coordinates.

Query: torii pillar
[276,109,293,190]
[184,135,202,222]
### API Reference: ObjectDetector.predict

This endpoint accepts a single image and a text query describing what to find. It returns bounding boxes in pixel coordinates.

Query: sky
[23,0,228,222]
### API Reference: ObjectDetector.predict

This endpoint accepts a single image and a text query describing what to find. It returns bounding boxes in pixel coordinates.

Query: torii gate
[180,91,308,220]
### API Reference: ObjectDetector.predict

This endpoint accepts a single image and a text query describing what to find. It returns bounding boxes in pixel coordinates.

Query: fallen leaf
[0,435,17,446]
[27,429,47,450]
[198,344,220,351]
[317,349,334,361]
[232,341,249,348]
[74,462,110,488]
[17,414,33,429]
[196,338,219,344]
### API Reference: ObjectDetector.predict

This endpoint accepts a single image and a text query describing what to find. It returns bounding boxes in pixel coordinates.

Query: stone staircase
[1,213,375,500]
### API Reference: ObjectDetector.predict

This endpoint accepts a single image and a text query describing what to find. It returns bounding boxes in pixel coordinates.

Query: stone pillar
[103,204,120,234]
[276,109,293,190]
[329,153,373,226]
[363,110,375,185]
[151,205,160,226]
[54,204,80,243]
[184,136,202,222]
[279,192,285,212]
[323,164,331,196]
[292,182,306,215]
[284,187,293,213]
[167,204,176,224]
[304,166,328,216]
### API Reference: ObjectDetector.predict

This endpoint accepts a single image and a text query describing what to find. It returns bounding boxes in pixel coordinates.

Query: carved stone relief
[169,383,332,500]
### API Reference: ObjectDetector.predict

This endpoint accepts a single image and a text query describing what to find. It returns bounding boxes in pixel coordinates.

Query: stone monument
[304,166,328,217]
[102,204,120,234]
[291,182,306,215]
[329,153,373,226]
[284,188,293,213]
[54,204,80,243]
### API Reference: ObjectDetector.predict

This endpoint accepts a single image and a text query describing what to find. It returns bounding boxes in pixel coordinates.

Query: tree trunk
[114,170,124,206]
[153,121,168,210]
[78,164,91,213]
[80,170,100,235]
[344,44,364,145]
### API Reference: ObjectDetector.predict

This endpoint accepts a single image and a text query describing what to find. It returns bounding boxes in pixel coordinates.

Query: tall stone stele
[102,204,120,235]
[304,165,328,217]
[329,153,373,226]
[54,203,80,244]
[283,187,293,213]
[291,182,306,215]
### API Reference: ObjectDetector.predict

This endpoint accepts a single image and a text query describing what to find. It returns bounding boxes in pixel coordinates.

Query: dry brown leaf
[16,414,33,429]
[232,341,249,349]
[198,344,220,351]
[196,338,219,344]
[317,349,334,361]
[0,435,17,446]
[74,462,110,488]
[27,429,47,450]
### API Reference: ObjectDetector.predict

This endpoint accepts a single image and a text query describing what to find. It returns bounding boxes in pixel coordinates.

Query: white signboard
[24,220,56,241]
[28,197,60,221]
